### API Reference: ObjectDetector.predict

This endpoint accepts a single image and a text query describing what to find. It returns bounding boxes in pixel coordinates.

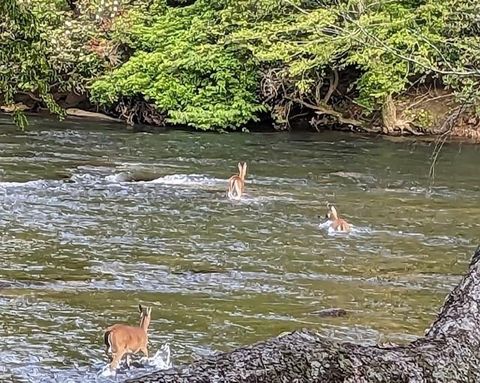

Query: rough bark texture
[127,247,480,383]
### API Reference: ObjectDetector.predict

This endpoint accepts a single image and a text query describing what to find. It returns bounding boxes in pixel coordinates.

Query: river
[0,116,478,382]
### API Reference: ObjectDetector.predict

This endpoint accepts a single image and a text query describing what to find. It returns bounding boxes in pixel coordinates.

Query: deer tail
[104,326,116,354]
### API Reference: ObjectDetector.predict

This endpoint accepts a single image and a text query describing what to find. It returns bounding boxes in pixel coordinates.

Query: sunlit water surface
[0,116,478,382]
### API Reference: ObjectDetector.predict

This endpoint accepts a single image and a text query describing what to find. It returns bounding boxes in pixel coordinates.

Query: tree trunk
[127,246,480,383]
[381,94,397,134]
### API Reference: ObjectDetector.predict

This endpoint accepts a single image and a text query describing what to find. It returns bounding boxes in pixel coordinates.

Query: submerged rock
[311,308,348,317]
[109,170,160,183]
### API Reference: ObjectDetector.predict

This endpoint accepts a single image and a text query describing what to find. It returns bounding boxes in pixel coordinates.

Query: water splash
[99,343,172,378]
[148,174,224,186]
[148,343,172,370]
[0,180,49,188]
[318,219,373,237]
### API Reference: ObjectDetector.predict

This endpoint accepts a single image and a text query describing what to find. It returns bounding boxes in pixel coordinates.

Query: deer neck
[140,316,150,333]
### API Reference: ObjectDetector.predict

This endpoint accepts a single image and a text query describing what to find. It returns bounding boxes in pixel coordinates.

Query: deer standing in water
[104,304,152,371]
[227,162,247,199]
[325,204,351,233]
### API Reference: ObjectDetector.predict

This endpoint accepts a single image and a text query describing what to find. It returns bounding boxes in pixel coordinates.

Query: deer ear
[138,304,143,313]
[242,162,247,177]
[147,307,152,316]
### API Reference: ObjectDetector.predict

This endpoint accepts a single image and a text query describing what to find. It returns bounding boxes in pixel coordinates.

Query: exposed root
[260,67,363,131]
[381,94,427,135]
[115,98,166,126]
[434,105,465,135]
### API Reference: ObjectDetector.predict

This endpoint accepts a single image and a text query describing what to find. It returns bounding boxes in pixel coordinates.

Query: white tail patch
[227,162,247,200]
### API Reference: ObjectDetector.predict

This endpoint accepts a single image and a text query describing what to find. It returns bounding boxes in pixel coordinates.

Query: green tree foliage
[226,0,480,118]
[91,0,480,130]
[90,0,266,130]
[0,0,116,127]
[2,0,480,131]
[0,0,62,127]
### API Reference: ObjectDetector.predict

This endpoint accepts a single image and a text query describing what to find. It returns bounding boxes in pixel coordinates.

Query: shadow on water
[0,116,478,381]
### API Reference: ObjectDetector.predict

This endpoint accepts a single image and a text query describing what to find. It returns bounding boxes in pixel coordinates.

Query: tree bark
[127,246,480,383]
[381,94,397,134]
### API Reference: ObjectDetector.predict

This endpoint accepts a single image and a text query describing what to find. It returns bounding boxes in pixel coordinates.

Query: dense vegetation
[2,0,480,135]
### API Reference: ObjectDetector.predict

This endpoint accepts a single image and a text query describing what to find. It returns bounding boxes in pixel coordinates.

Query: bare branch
[281,0,309,15]
[323,68,339,104]
[404,93,454,111]
[290,97,364,127]
[428,105,465,191]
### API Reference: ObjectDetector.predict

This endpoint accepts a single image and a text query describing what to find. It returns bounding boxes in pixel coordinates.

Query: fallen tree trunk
[128,246,480,383]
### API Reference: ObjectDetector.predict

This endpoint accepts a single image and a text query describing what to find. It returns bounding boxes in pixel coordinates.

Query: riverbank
[2,90,480,143]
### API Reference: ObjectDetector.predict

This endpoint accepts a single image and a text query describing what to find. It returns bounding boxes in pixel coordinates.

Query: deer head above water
[104,304,152,371]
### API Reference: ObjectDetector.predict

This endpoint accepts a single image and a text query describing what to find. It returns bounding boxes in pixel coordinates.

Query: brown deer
[227,162,247,199]
[325,204,351,233]
[104,304,152,371]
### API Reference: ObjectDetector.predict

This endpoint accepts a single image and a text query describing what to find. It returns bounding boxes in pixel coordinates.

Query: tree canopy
[2,0,480,132]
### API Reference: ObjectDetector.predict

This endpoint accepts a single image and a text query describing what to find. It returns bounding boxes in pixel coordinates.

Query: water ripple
[0,125,477,382]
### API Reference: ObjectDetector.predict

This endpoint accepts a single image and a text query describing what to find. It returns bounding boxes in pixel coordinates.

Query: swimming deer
[227,162,247,199]
[104,304,152,371]
[325,204,351,233]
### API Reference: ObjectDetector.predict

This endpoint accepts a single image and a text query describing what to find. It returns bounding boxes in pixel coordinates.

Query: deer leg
[109,350,125,371]
[125,353,131,368]
[105,345,114,362]
[140,346,149,359]
[234,180,242,198]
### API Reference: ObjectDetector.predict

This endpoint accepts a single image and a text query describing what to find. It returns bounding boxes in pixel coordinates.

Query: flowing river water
[0,116,478,382]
